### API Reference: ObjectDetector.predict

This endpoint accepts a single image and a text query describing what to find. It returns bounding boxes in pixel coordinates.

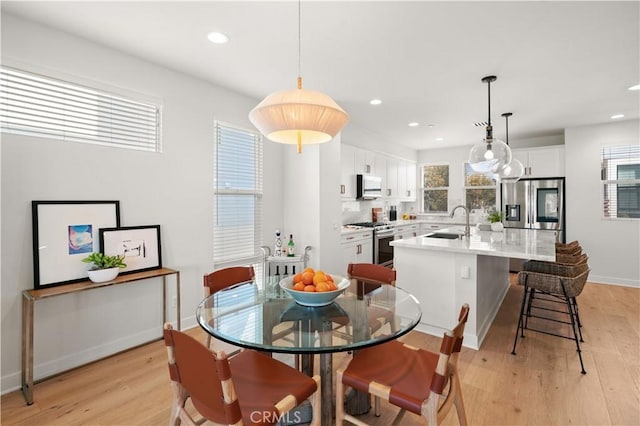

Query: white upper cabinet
[512,145,565,178]
[340,144,417,201]
[355,148,376,175]
[386,157,399,198]
[395,159,417,201]
[374,154,388,195]
[340,144,357,198]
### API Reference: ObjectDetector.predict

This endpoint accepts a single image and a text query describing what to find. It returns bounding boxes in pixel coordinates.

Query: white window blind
[601,145,640,219]
[213,121,263,267]
[0,66,161,152]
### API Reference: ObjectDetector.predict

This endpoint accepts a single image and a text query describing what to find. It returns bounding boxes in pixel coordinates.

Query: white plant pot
[491,222,504,232]
[87,267,120,283]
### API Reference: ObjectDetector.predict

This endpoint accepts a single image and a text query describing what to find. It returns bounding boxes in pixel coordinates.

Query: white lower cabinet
[339,230,373,274]
[393,224,420,240]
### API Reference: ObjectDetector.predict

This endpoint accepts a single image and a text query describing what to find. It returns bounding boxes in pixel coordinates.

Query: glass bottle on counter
[287,234,295,257]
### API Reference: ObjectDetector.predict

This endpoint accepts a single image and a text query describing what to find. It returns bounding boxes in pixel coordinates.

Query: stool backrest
[204,266,255,296]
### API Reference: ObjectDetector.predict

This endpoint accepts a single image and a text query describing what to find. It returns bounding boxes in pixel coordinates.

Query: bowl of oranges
[279,268,350,307]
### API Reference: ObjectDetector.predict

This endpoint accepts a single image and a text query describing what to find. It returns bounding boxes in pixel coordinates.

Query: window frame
[421,163,450,214]
[601,144,640,220]
[463,162,498,211]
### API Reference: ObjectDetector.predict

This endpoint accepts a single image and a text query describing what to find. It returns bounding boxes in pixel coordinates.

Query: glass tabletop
[196,278,422,354]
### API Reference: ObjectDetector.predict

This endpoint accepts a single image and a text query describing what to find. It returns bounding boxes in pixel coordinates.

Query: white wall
[0,14,286,393]
[565,119,640,287]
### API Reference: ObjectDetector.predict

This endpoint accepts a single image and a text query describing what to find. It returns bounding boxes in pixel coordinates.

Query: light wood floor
[2,279,639,425]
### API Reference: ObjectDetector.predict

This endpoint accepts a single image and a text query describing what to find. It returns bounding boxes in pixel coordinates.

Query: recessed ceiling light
[207,32,229,44]
[611,114,625,119]
[435,137,444,141]
[369,99,382,105]
[408,122,419,127]
[427,124,435,128]
[628,84,640,91]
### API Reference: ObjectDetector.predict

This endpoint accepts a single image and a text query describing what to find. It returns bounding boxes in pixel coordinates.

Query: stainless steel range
[347,222,394,268]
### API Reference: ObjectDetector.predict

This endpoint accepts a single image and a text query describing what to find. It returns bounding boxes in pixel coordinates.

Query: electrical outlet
[172,296,177,308]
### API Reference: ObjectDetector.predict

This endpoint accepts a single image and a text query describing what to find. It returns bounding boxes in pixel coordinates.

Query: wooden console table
[21,267,180,405]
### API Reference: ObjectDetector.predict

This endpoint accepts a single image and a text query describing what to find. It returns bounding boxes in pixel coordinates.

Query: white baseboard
[589,275,639,288]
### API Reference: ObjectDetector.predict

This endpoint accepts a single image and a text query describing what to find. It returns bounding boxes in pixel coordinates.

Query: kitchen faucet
[449,205,470,240]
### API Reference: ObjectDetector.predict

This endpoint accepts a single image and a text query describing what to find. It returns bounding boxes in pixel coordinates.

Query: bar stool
[511,260,591,374]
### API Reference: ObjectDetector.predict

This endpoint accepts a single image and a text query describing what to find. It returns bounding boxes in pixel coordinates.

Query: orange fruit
[326,274,334,282]
[301,271,314,285]
[304,285,316,292]
[293,282,305,291]
[313,272,327,285]
[293,273,303,283]
[327,281,338,291]
[303,267,314,274]
[315,282,329,292]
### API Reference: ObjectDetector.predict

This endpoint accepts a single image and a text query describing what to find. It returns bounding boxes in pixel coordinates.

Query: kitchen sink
[424,232,462,240]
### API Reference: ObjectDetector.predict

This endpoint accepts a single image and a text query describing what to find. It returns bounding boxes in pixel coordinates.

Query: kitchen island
[390,227,557,349]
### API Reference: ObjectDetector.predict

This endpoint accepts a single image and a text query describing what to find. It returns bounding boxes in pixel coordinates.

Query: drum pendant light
[496,112,524,183]
[249,0,349,154]
[468,76,512,173]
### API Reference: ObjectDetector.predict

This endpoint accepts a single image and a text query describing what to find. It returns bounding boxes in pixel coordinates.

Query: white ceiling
[2,1,639,150]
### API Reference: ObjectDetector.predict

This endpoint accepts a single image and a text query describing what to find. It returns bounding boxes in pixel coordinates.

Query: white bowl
[279,275,350,307]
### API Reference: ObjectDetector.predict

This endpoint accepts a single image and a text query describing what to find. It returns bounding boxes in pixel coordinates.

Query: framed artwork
[100,225,162,275]
[32,200,121,289]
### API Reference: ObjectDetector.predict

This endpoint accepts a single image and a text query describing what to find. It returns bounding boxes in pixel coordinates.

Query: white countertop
[390,227,557,261]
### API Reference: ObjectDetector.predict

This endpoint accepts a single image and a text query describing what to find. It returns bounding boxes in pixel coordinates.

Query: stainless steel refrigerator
[501,177,566,271]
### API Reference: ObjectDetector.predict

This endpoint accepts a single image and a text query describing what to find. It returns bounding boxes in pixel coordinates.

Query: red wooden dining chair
[203,266,255,354]
[163,323,321,426]
[336,304,470,425]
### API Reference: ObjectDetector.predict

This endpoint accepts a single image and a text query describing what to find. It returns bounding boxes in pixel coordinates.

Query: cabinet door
[355,148,375,175]
[386,158,399,198]
[374,154,387,196]
[339,241,356,276]
[354,237,372,263]
[527,146,565,178]
[340,144,356,198]
[406,162,417,200]
[397,160,408,200]
[512,146,565,178]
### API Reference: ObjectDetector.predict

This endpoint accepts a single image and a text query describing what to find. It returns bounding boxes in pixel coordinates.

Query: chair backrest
[163,323,241,425]
[204,266,255,296]
[555,240,582,255]
[430,304,469,396]
[347,263,396,285]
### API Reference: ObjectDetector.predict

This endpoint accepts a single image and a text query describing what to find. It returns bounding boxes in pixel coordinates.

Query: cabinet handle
[387,189,391,196]
[356,244,362,254]
[366,164,371,173]
[340,184,345,194]
[346,236,354,240]
[407,190,411,197]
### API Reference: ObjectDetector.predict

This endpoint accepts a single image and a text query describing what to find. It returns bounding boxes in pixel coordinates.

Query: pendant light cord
[487,80,491,126]
[297,0,302,89]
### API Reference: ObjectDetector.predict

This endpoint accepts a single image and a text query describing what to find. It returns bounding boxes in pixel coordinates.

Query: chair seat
[342,339,439,415]
[229,350,318,424]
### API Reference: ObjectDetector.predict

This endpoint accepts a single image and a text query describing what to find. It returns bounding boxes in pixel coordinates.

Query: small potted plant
[82,252,127,283]
[487,210,505,232]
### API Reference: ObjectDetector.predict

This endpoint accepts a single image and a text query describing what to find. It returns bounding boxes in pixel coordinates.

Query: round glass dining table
[196,277,422,425]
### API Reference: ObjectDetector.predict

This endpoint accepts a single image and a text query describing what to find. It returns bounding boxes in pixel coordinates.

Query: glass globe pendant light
[496,112,524,183]
[468,76,512,173]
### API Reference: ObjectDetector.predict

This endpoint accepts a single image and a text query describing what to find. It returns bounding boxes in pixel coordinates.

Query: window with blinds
[213,121,263,267]
[464,163,497,210]
[602,145,640,219]
[0,66,161,152]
